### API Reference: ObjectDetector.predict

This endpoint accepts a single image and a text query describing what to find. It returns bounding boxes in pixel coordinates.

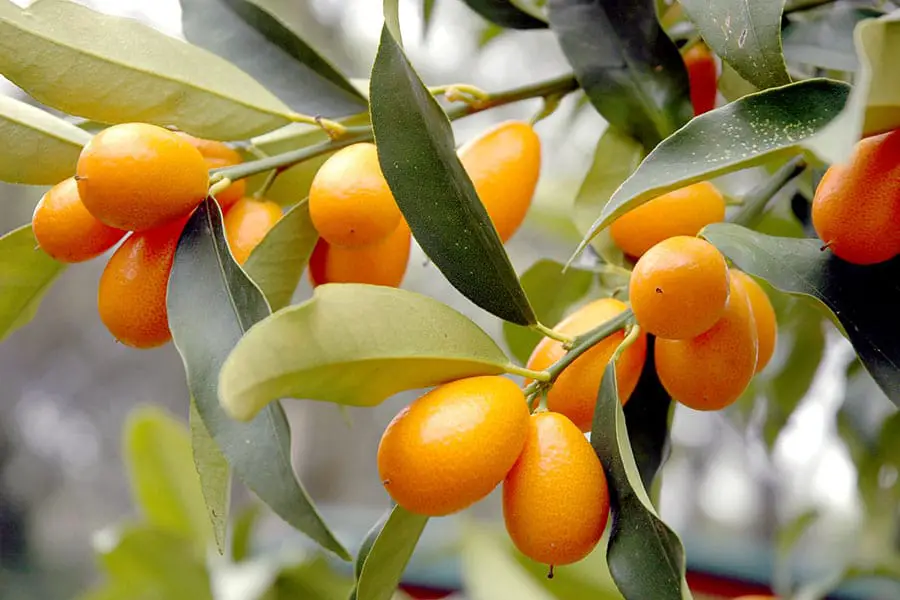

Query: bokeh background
[1,1,898,598]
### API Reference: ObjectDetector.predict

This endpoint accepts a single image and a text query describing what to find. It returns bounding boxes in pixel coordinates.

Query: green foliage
[370,21,536,325]
[180,0,366,117]
[218,283,510,421]
[0,94,91,184]
[460,0,548,29]
[352,506,429,600]
[189,398,230,554]
[0,225,66,342]
[548,0,692,150]
[243,199,319,310]
[503,259,594,364]
[681,0,791,90]
[0,0,293,139]
[578,78,851,252]
[591,365,689,600]
[168,200,348,559]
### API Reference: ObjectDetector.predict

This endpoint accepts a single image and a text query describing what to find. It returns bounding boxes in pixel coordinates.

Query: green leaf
[591,365,690,600]
[514,538,625,600]
[369,24,535,325]
[218,283,510,421]
[502,259,593,364]
[353,506,428,600]
[168,199,350,560]
[572,127,644,264]
[92,524,212,600]
[622,340,672,492]
[269,556,354,600]
[460,0,548,29]
[700,222,900,409]
[836,12,900,150]
[782,5,884,72]
[189,397,230,555]
[243,199,318,310]
[578,79,850,250]
[681,0,791,90]
[460,524,555,600]
[548,0,693,149]
[123,405,212,546]
[0,0,294,140]
[180,0,366,118]
[230,503,262,562]
[0,94,91,184]
[0,225,66,342]
[423,0,438,35]
[717,62,759,103]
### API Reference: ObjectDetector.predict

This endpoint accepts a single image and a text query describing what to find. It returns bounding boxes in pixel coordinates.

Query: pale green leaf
[189,397,230,555]
[354,506,428,600]
[0,94,90,184]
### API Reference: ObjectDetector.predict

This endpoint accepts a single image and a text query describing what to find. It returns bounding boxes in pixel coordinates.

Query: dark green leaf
[701,222,900,409]
[218,284,511,421]
[681,0,791,90]
[0,224,66,342]
[369,24,536,325]
[548,0,692,149]
[353,506,428,600]
[123,405,212,546]
[93,524,212,600]
[243,199,318,310]
[189,398,230,554]
[502,259,593,364]
[230,503,262,562]
[578,79,850,251]
[460,0,548,29]
[181,0,366,118]
[591,365,689,600]
[782,5,884,72]
[0,0,293,140]
[168,199,349,560]
[0,94,91,184]
[836,12,900,149]
[622,339,672,491]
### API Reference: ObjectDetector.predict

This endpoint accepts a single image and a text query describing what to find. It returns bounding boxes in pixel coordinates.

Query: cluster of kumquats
[31,122,281,349]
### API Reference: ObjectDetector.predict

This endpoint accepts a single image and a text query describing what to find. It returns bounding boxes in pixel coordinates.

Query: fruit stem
[287,113,347,139]
[611,323,642,364]
[430,83,490,103]
[208,177,232,198]
[505,364,551,382]
[211,73,579,184]
[253,169,280,200]
[730,156,806,227]
[532,322,575,345]
[546,309,634,383]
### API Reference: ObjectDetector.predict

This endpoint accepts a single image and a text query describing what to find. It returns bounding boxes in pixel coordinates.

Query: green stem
[208,177,232,198]
[611,324,642,363]
[212,73,579,184]
[730,156,805,227]
[505,364,551,382]
[546,309,634,381]
[253,168,280,200]
[532,322,575,345]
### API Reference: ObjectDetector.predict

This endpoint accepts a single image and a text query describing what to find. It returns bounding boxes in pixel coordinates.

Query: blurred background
[1,1,898,599]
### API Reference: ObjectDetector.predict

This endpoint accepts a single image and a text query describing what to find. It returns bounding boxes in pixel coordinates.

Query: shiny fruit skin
[683,42,718,116]
[526,298,647,432]
[308,222,411,288]
[503,412,610,566]
[812,130,900,265]
[630,236,730,340]
[175,133,247,212]
[730,270,777,372]
[308,143,402,247]
[655,276,759,411]
[609,182,725,258]
[223,197,282,265]
[458,120,541,242]
[76,123,209,232]
[32,177,126,263]
[377,376,530,517]
[97,218,187,349]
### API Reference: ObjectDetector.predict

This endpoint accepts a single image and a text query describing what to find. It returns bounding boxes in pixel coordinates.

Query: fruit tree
[1,0,899,598]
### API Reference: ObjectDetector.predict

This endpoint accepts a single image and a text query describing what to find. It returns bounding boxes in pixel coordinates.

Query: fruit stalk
[730,156,806,227]
[210,74,580,184]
